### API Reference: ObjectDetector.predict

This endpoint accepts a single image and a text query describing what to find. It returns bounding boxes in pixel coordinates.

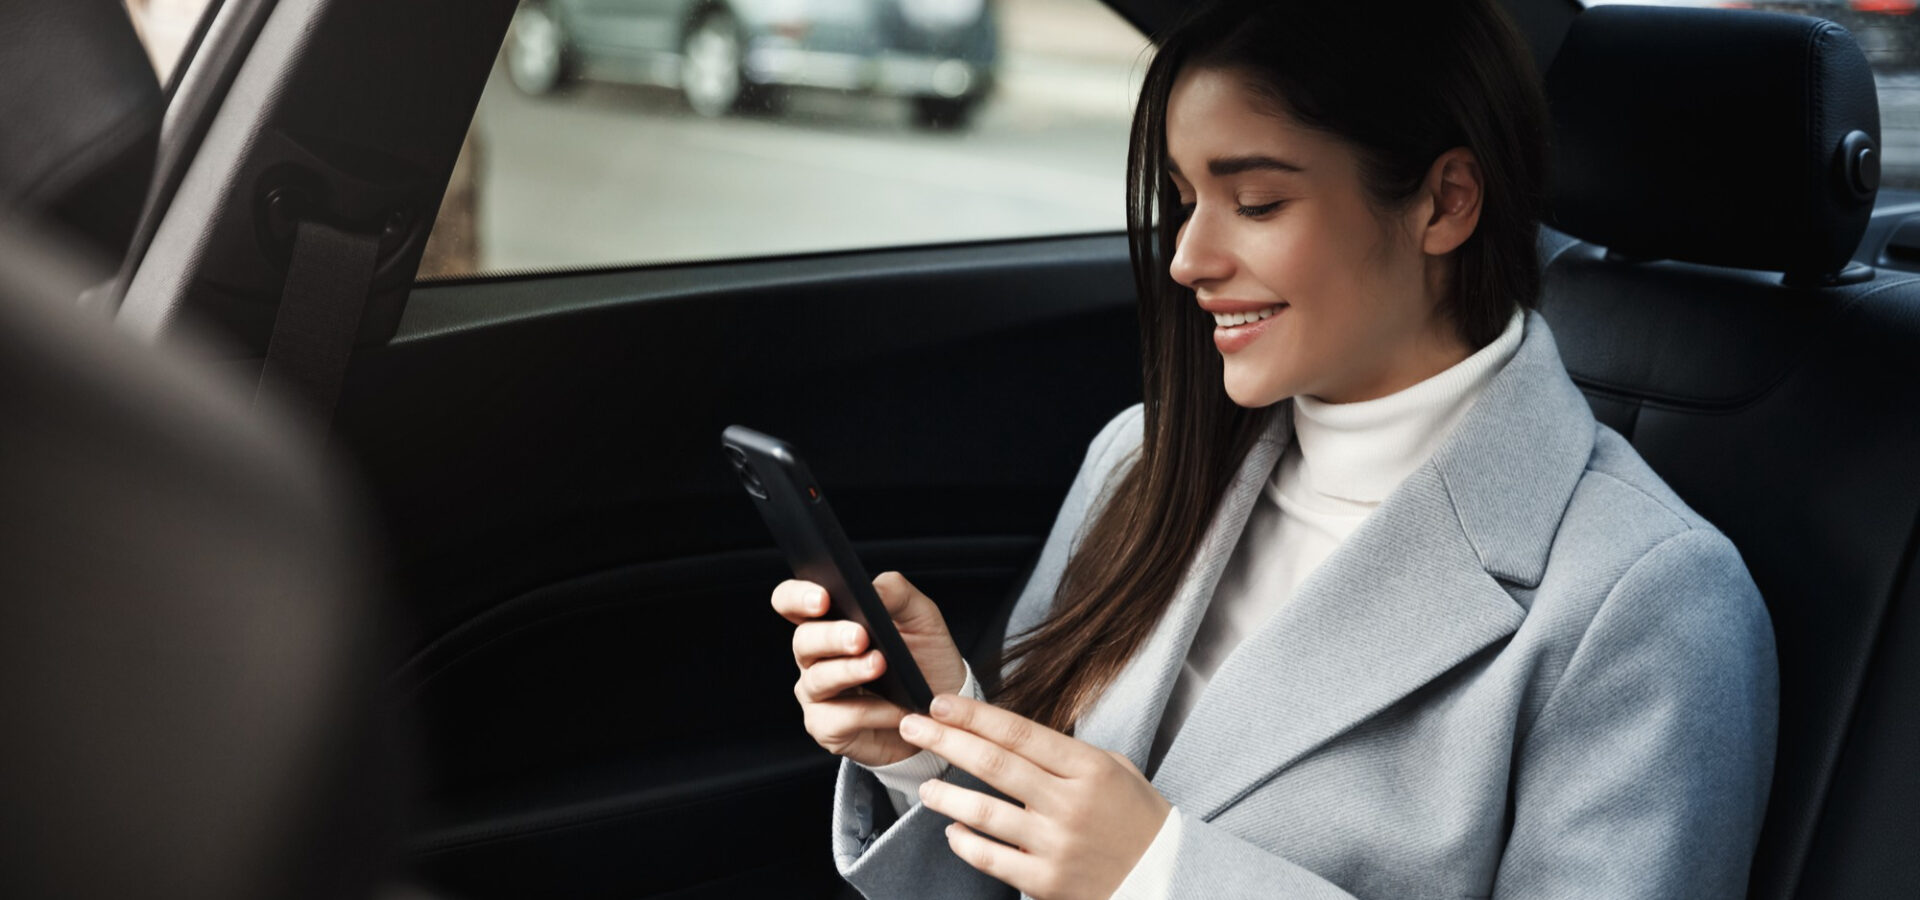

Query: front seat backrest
[0,3,393,898]
[1540,7,1919,899]
[0,214,393,900]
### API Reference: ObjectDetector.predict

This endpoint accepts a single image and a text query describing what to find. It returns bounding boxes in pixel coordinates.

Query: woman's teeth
[1212,305,1281,328]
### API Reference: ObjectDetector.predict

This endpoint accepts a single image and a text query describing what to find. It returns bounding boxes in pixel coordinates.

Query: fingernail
[844,625,861,652]
[867,653,882,672]
[899,715,928,740]
[813,589,828,612]
[930,695,953,718]
[917,780,933,801]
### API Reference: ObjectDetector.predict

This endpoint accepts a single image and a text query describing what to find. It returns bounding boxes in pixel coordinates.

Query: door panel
[110,0,1147,894]
[342,233,1142,897]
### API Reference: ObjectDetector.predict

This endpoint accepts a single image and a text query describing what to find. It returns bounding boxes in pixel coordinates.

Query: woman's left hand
[898,694,1172,900]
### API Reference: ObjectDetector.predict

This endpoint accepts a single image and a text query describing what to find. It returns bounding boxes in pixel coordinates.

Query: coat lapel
[1144,310,1597,821]
[1069,410,1294,769]
[1148,463,1525,821]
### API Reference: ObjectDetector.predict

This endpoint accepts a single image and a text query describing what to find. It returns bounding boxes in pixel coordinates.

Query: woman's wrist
[860,661,981,785]
[1107,805,1182,900]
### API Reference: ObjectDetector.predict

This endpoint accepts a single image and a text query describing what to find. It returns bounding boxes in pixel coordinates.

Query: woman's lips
[1212,303,1287,354]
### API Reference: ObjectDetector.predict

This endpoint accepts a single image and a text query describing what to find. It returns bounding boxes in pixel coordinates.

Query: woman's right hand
[773,572,968,768]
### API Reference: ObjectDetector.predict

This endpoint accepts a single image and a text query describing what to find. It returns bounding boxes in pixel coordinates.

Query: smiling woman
[1163,76,1482,404]
[779,1,1777,898]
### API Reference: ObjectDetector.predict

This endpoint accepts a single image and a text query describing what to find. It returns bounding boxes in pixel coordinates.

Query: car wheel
[912,96,978,130]
[506,1,571,96]
[681,9,747,117]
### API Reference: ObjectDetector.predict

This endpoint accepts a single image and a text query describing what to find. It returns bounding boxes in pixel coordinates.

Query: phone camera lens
[738,466,766,499]
[725,445,768,499]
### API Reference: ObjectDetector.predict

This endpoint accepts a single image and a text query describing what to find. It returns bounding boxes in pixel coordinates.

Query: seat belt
[253,218,382,429]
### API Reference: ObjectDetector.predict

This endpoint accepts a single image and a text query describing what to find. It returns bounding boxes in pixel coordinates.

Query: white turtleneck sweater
[862,309,1527,899]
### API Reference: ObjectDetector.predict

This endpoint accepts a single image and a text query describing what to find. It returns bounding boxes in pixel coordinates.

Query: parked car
[504,0,999,127]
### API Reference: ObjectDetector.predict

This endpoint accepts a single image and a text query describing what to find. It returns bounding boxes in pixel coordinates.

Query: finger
[803,695,907,745]
[918,779,1043,852]
[927,694,1092,779]
[871,571,945,633]
[943,822,1049,896]
[771,580,831,624]
[797,650,886,702]
[898,712,1051,804]
[793,620,866,668]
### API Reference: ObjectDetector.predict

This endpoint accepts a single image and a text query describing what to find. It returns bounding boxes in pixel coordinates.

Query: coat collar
[1073,310,1596,821]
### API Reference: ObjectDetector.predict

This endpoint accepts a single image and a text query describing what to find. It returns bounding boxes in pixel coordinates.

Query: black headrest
[0,0,163,260]
[1545,6,1880,279]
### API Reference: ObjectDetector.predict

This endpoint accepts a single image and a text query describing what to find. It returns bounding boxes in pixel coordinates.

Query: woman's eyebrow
[1166,155,1306,177]
[1208,155,1306,176]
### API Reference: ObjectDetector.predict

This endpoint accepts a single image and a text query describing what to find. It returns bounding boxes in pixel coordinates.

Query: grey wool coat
[831,311,1778,899]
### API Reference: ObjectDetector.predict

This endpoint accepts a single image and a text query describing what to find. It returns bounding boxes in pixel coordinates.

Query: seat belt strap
[254,218,381,428]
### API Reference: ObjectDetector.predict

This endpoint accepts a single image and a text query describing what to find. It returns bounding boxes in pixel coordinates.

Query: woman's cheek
[1247,226,1315,302]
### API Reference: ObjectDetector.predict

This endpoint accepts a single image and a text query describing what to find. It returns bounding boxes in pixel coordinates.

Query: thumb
[872,571,943,632]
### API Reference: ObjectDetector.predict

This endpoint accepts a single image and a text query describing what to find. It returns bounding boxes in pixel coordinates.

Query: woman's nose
[1168,212,1231,289]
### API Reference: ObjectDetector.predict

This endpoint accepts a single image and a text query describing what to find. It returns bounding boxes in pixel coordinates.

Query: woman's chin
[1220,369,1292,409]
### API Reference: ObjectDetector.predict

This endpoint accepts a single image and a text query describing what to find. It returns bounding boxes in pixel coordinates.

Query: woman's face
[1165,66,1476,407]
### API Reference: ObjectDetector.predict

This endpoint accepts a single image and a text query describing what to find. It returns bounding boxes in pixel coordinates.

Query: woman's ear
[1418,148,1483,256]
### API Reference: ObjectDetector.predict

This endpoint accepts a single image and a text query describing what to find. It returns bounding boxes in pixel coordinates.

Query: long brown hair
[993,0,1549,733]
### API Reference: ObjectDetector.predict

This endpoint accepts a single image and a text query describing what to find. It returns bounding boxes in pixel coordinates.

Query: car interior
[2,0,1916,899]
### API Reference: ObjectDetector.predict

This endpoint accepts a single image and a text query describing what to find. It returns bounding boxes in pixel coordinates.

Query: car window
[1584,1,1919,188]
[125,0,216,84]
[417,0,1147,280]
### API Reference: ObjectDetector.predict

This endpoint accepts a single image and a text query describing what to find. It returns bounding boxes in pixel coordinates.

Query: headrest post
[1782,261,1875,289]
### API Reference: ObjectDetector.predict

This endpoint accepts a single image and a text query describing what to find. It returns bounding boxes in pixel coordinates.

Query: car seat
[1539,6,1918,898]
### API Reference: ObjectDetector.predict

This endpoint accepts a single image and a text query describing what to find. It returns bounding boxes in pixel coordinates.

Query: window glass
[125,0,215,83]
[418,0,1148,280]
[1584,1,1920,188]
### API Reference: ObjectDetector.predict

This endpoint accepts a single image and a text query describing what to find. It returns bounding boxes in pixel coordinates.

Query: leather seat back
[0,4,394,899]
[1540,7,1920,898]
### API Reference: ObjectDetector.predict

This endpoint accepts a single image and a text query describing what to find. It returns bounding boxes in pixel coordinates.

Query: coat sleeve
[1159,527,1775,900]
[1489,526,1777,898]
[831,404,1146,899]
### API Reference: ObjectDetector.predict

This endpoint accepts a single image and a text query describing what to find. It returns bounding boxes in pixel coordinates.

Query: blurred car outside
[504,0,1001,129]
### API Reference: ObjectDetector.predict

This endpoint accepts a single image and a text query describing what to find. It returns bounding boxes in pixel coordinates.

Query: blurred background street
[463,0,1146,273]
[127,0,1920,280]
[450,0,1145,274]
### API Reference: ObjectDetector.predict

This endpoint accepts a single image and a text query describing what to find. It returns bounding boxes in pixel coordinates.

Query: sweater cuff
[859,660,983,817]
[1109,805,1182,900]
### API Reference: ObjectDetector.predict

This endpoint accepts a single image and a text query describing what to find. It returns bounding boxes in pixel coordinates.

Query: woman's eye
[1236,201,1283,218]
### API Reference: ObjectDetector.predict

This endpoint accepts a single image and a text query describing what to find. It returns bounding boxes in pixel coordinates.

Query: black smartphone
[722,425,935,714]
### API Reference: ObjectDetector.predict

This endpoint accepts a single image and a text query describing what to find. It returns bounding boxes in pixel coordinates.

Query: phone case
[722,425,935,713]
